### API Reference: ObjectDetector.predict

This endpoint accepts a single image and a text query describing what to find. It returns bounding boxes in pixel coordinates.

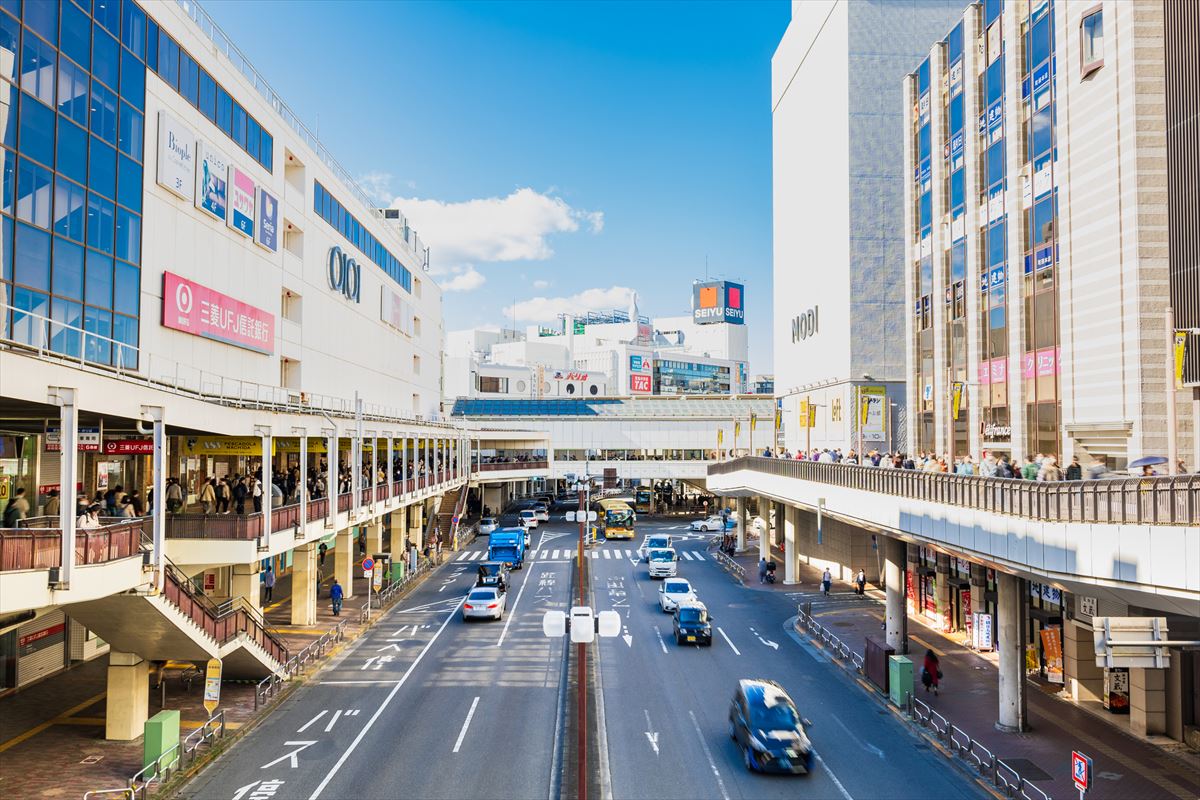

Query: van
[647,547,678,578]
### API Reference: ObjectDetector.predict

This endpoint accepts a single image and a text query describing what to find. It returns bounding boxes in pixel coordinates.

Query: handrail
[711,456,1199,525]
[0,518,145,571]
[256,619,348,710]
[711,549,746,584]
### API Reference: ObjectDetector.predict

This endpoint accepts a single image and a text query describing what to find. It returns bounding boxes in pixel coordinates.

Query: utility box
[144,709,180,770]
[888,656,914,708]
[864,636,895,693]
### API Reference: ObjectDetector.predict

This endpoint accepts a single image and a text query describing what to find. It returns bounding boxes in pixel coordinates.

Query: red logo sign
[630,374,651,393]
[103,439,155,455]
[162,272,274,354]
[727,285,742,310]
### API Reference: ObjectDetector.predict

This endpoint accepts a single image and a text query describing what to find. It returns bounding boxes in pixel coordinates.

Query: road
[181,518,984,800]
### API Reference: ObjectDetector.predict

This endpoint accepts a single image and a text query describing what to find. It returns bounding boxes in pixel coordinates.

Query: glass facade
[314,180,412,293]
[654,359,732,395]
[1,0,146,367]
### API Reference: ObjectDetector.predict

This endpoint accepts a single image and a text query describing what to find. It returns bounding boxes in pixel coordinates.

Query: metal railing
[711,456,1199,525]
[256,619,348,710]
[180,710,226,766]
[0,518,144,571]
[476,460,550,472]
[710,549,746,584]
[795,606,865,671]
[359,556,437,624]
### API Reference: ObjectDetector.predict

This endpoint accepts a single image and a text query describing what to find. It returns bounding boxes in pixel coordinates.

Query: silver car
[462,586,506,621]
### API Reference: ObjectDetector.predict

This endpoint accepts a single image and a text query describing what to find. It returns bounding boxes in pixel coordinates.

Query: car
[462,586,506,621]
[690,515,728,532]
[728,679,814,774]
[647,547,678,578]
[478,517,498,535]
[638,534,673,562]
[473,561,509,591]
[533,503,550,522]
[519,509,539,529]
[673,601,713,645]
[658,578,697,613]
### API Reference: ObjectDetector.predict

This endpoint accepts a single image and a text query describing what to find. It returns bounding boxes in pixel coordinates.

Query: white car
[478,517,498,535]
[638,534,673,562]
[647,547,678,579]
[659,578,697,613]
[690,516,726,532]
[519,509,539,529]
[462,586,506,621]
[533,503,550,522]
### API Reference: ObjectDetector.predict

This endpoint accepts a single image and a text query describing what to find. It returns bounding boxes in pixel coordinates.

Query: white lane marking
[451,696,481,753]
[643,709,660,756]
[813,752,855,800]
[456,551,470,562]
[591,551,599,559]
[654,627,669,654]
[555,549,564,560]
[496,564,537,647]
[831,715,885,759]
[687,710,730,800]
[602,549,611,559]
[748,626,779,650]
[717,627,741,656]
[323,709,343,732]
[438,584,447,592]
[261,740,317,770]
[296,710,327,733]
[679,551,694,561]
[318,680,398,685]
[691,551,705,561]
[308,596,465,799]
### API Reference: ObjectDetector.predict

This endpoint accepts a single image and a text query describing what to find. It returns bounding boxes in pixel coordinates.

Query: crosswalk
[454,547,708,563]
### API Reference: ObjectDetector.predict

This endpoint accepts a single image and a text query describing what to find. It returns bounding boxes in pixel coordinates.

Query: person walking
[855,568,867,595]
[263,565,275,603]
[165,478,184,513]
[1038,456,1063,482]
[234,477,248,515]
[42,489,60,518]
[758,557,768,585]
[216,478,231,514]
[3,487,30,526]
[821,567,832,596]
[77,503,102,529]
[330,578,344,616]
[922,649,942,695]
[1065,456,1082,481]
[251,476,263,513]
[199,478,216,514]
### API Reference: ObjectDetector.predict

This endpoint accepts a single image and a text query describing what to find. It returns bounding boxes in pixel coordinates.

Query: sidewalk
[730,541,1200,800]
[0,559,435,798]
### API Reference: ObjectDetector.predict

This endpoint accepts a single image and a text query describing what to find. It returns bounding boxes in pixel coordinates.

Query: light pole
[563,478,602,800]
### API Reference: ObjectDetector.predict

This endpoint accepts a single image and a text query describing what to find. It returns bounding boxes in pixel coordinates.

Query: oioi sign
[328,246,362,303]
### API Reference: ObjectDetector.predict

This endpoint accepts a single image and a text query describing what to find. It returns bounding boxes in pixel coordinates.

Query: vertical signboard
[255,187,279,252]
[860,386,886,441]
[203,658,222,715]
[195,142,229,222]
[228,166,256,237]
[156,112,195,201]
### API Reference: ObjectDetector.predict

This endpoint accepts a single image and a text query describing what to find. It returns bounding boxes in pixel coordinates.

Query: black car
[673,601,713,646]
[474,561,509,592]
[728,679,814,774]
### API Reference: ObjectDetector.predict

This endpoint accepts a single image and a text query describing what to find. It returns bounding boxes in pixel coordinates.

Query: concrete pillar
[290,543,318,626]
[333,529,354,599]
[996,572,1029,732]
[1063,618,1103,703]
[409,503,424,549]
[1129,667,1167,736]
[1165,655,1184,742]
[388,510,405,553]
[759,502,772,563]
[231,562,262,612]
[365,520,383,557]
[884,536,908,654]
[783,505,797,585]
[735,497,746,552]
[105,652,149,740]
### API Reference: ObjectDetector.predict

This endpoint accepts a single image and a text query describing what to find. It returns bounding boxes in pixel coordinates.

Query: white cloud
[532,279,550,289]
[503,286,634,324]
[357,171,394,204]
[441,266,486,293]
[390,188,604,269]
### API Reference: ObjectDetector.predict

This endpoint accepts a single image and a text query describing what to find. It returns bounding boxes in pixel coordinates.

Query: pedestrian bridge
[708,457,1200,613]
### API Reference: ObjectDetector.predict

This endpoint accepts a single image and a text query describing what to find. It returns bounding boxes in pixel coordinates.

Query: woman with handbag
[921,649,942,696]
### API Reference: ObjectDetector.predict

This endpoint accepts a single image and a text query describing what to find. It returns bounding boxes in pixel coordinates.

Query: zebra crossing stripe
[691,551,705,561]
[469,551,483,561]
[591,551,599,559]
[679,551,694,561]
[456,552,470,562]
[551,550,561,560]
[602,550,611,559]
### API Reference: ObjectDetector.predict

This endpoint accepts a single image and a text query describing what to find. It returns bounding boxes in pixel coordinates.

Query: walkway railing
[710,549,746,584]
[476,460,549,472]
[712,456,1198,525]
[256,619,348,710]
[0,519,144,571]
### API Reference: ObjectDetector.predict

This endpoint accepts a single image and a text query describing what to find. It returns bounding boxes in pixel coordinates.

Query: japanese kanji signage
[162,272,274,354]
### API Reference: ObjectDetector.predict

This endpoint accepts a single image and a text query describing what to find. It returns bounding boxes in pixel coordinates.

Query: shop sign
[19,622,65,656]
[38,482,82,495]
[791,305,819,343]
[990,358,1008,384]
[693,281,745,325]
[103,439,154,455]
[629,374,651,393]
[629,354,651,373]
[45,426,101,452]
[182,437,265,457]
[227,166,256,237]
[327,246,362,303]
[0,475,8,501]
[1029,581,1062,604]
[1022,352,1037,379]
[195,141,229,222]
[982,421,1012,439]
[1103,667,1130,713]
[553,371,589,381]
[255,187,279,252]
[1042,625,1064,684]
[1078,595,1098,618]
[1036,347,1058,377]
[961,589,973,639]
[162,272,275,354]
[972,612,993,651]
[156,111,195,202]
[203,658,223,716]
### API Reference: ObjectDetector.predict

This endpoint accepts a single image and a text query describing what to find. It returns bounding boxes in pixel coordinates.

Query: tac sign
[203,658,222,715]
[1072,751,1092,794]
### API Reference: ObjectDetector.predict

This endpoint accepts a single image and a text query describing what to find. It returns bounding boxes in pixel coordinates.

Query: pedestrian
[1037,456,1063,482]
[234,477,248,515]
[42,489,60,518]
[77,502,102,529]
[199,478,216,514]
[921,649,942,695]
[1065,456,1082,481]
[120,496,137,517]
[217,478,231,514]
[821,567,832,596]
[263,565,275,602]
[165,478,183,513]
[318,542,328,566]
[758,557,768,584]
[3,487,30,526]
[855,568,866,595]
[1020,457,1039,481]
[330,578,344,616]
[251,476,263,513]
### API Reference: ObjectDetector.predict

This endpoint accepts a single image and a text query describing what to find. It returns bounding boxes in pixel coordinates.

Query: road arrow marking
[749,626,779,650]
[622,633,633,647]
[643,710,660,756]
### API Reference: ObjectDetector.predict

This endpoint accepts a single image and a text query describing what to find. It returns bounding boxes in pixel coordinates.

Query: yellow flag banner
[1174,331,1188,389]
[734,421,742,439]
[717,429,724,447]
[750,414,757,432]
[798,399,810,429]
[951,381,965,421]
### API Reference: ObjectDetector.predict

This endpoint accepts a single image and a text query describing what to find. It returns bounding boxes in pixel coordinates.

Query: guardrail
[476,461,550,472]
[793,607,1049,799]
[87,711,227,799]
[358,556,437,624]
[710,550,746,584]
[255,619,348,710]
[711,456,1198,525]
[0,519,144,571]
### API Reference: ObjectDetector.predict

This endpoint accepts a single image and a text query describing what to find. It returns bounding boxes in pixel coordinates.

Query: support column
[290,543,318,626]
[1130,667,1167,737]
[759,502,772,563]
[409,503,424,549]
[333,529,354,599]
[258,428,272,542]
[996,571,1029,732]
[1063,618,1103,703]
[325,429,337,529]
[49,388,78,586]
[885,536,908,654]
[735,497,746,552]
[783,505,797,585]
[231,562,262,612]
[365,520,383,557]
[935,554,951,634]
[105,652,149,740]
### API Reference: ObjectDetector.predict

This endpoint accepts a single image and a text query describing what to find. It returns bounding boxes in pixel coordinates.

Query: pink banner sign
[162,272,274,354]
[990,358,1008,383]
[1022,352,1036,379]
[978,362,991,386]
[1036,347,1057,377]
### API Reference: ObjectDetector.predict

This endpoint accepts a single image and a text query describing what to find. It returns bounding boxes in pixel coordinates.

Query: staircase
[433,483,470,546]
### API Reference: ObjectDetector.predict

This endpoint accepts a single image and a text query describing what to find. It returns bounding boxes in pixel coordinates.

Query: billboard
[692,281,745,325]
[161,272,274,354]
[228,165,255,237]
[194,141,229,222]
[255,187,279,251]
[156,111,194,201]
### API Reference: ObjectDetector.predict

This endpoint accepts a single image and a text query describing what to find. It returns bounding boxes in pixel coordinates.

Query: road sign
[203,658,222,715]
[1072,751,1092,795]
[361,557,374,572]
[452,515,459,525]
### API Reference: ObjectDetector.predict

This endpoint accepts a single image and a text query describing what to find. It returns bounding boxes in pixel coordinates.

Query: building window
[412,354,420,375]
[1080,9,1103,78]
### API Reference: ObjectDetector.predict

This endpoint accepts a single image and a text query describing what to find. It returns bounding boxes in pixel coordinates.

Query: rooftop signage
[693,281,745,325]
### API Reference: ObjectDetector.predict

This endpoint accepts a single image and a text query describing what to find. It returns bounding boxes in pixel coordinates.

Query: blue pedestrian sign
[1072,750,1091,795]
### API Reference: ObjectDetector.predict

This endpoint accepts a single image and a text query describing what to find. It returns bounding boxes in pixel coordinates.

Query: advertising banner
[629,374,651,393]
[44,425,101,452]
[1041,626,1064,684]
[1036,347,1058,377]
[860,386,886,441]
[181,436,265,457]
[228,166,255,237]
[972,612,993,651]
[18,622,65,656]
[161,272,274,354]
[380,287,413,336]
[102,439,154,455]
[255,187,279,251]
[629,354,651,373]
[195,142,229,222]
[156,111,195,201]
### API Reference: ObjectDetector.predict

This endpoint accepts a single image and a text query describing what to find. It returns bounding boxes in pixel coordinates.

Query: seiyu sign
[327,246,361,303]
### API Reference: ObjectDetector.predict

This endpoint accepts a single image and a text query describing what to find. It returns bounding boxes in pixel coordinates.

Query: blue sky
[207,0,790,374]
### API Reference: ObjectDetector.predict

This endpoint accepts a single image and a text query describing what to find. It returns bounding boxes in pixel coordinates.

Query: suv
[673,601,713,646]
[659,578,696,613]
[728,679,813,774]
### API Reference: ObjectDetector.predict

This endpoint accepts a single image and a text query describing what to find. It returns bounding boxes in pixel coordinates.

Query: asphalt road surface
[180,518,984,800]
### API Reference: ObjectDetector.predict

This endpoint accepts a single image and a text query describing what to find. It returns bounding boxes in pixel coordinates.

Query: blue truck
[488,528,526,570]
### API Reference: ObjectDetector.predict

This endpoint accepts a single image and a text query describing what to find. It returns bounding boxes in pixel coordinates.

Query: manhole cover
[998,758,1052,782]
[80,755,103,765]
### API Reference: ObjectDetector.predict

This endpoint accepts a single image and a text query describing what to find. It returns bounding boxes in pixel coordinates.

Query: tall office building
[904,0,1196,468]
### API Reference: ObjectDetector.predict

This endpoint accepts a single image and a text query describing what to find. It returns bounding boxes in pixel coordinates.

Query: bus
[634,487,653,514]
[597,498,636,540]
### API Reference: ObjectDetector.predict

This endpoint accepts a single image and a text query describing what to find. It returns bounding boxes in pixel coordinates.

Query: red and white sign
[39,482,83,495]
[162,272,274,354]
[554,371,589,382]
[103,439,155,455]
[45,426,101,452]
[629,374,651,393]
[1072,751,1091,793]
